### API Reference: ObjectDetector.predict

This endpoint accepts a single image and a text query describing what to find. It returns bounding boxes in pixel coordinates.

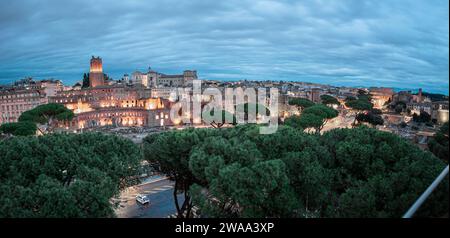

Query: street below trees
[115,178,184,218]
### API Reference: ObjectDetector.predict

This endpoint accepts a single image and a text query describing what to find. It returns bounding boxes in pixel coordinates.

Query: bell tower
[89,56,104,87]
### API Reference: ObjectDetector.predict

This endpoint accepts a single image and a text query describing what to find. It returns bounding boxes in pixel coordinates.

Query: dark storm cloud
[0,0,448,94]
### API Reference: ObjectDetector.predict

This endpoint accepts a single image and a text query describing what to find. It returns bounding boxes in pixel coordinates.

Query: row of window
[0,93,39,99]
[1,103,36,112]
[0,117,18,124]
[85,112,146,118]
[1,97,40,103]
[55,97,143,104]
[1,111,21,117]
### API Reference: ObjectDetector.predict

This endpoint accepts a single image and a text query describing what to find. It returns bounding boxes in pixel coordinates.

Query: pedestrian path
[123,184,173,201]
[138,174,167,186]
[143,185,173,193]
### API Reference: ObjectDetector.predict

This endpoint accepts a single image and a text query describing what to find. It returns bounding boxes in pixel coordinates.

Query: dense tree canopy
[82,73,90,88]
[428,122,449,163]
[202,108,237,128]
[389,101,407,114]
[412,111,431,124]
[18,103,74,134]
[143,125,448,218]
[142,129,208,218]
[288,98,315,111]
[320,95,340,106]
[285,104,339,134]
[296,113,326,133]
[345,95,374,126]
[235,103,270,123]
[356,111,384,128]
[0,121,37,136]
[345,98,373,111]
[302,104,339,120]
[0,133,141,218]
[345,96,357,102]
[19,103,74,124]
[283,115,301,128]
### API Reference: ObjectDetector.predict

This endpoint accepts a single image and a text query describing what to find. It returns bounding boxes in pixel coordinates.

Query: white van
[136,194,150,205]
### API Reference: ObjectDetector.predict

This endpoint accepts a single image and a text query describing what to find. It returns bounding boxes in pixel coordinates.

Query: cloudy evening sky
[0,0,448,94]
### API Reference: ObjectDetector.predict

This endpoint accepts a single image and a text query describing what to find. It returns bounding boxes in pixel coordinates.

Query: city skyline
[0,1,449,222]
[0,0,449,95]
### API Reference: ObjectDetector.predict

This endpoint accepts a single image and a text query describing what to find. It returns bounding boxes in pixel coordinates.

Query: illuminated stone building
[0,78,63,125]
[50,85,173,129]
[369,87,394,109]
[150,87,184,102]
[74,108,144,127]
[406,102,433,115]
[0,88,47,124]
[393,90,413,104]
[89,56,105,88]
[131,71,149,87]
[130,68,198,88]
[432,101,449,124]
[310,88,322,103]
[156,70,198,87]
[49,57,176,129]
[37,79,64,97]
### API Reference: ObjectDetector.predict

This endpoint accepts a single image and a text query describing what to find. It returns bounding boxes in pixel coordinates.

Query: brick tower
[89,56,104,87]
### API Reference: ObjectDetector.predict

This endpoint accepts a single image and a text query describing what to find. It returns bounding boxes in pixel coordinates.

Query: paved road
[115,178,185,218]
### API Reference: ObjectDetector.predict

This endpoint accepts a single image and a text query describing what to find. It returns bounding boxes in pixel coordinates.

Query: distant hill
[419,92,449,102]
[392,87,420,93]
[391,88,449,101]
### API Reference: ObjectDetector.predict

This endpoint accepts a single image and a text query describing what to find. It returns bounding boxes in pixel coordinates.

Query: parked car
[136,194,150,205]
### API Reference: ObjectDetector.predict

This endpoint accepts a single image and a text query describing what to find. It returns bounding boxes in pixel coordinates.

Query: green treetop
[320,95,340,106]
[0,121,37,136]
[288,98,315,112]
[18,103,74,134]
[0,133,141,218]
